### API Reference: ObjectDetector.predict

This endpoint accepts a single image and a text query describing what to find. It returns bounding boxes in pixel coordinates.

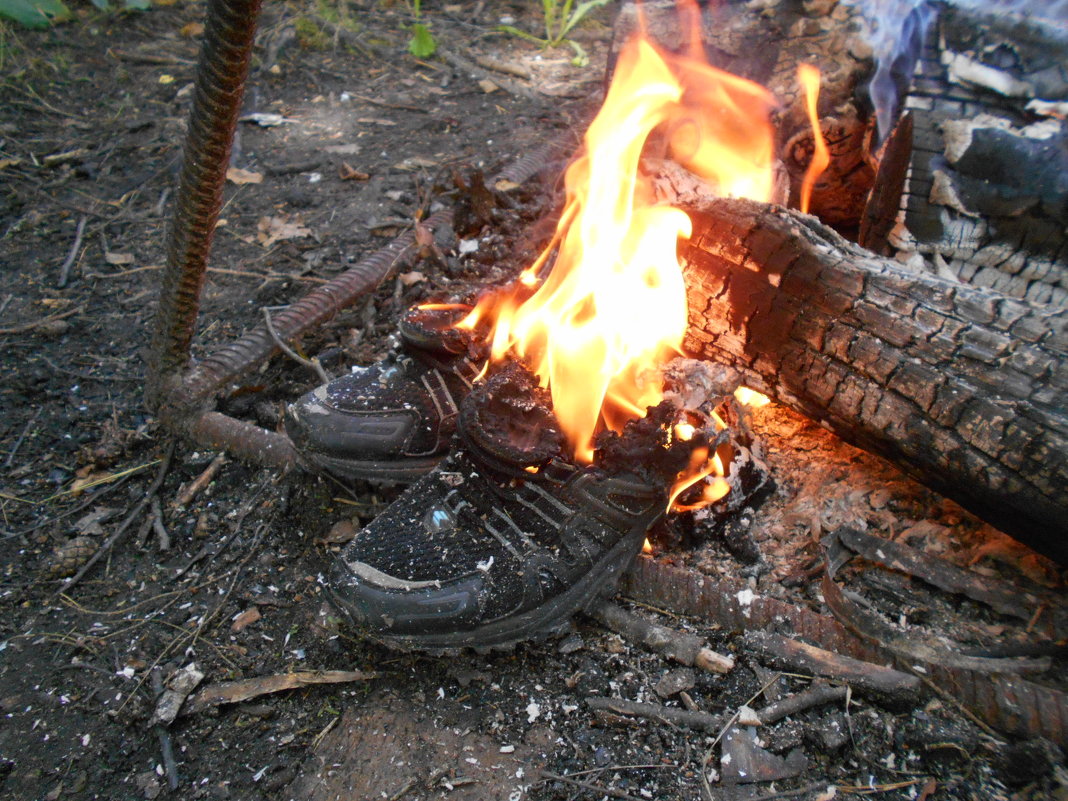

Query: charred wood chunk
[893,5,1068,305]
[680,197,1068,565]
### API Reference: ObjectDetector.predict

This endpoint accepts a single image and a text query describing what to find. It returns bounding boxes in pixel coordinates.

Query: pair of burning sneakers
[285,305,721,652]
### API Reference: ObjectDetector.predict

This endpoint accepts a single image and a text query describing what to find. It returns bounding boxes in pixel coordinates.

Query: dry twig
[262,307,331,384]
[173,452,227,508]
[58,215,88,288]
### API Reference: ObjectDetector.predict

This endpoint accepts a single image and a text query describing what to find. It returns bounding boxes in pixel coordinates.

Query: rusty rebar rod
[146,0,262,411]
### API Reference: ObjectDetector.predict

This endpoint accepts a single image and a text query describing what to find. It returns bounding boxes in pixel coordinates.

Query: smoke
[842,0,1068,141]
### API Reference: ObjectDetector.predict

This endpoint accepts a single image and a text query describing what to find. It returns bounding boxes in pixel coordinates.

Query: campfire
[442,6,832,525]
[144,0,1068,753]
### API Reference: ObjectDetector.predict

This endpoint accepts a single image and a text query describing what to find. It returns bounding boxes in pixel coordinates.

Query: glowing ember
[797,63,830,214]
[463,14,776,466]
[734,386,771,408]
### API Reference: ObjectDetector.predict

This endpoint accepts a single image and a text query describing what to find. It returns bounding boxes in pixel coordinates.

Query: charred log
[680,198,1068,564]
[892,4,1068,306]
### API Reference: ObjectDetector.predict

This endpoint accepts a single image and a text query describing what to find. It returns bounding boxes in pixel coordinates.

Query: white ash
[659,358,742,412]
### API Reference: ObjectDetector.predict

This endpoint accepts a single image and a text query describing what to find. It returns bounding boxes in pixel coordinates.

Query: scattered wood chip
[182,670,376,716]
[256,215,311,248]
[231,607,262,633]
[104,252,135,266]
[179,21,204,37]
[150,663,204,727]
[0,158,21,170]
[398,271,425,286]
[721,724,808,783]
[239,112,296,127]
[338,162,369,181]
[478,78,500,93]
[226,167,264,185]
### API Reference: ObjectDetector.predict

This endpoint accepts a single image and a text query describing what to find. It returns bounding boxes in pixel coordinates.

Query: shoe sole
[326,531,647,654]
[304,452,445,483]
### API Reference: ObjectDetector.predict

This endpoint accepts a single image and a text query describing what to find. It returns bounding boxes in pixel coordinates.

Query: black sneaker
[284,304,485,482]
[324,363,710,652]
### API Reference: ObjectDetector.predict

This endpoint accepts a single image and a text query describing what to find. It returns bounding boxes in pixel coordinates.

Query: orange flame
[798,63,830,215]
[467,21,776,464]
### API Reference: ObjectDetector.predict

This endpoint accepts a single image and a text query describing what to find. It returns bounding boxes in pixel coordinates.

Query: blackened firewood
[895,5,1068,305]
[680,198,1068,564]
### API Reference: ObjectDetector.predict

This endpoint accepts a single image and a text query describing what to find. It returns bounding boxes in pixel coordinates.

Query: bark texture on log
[893,6,1068,306]
[681,198,1068,564]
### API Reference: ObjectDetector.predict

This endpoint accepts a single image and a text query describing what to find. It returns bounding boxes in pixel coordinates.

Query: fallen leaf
[494,179,520,192]
[338,162,369,181]
[179,21,204,37]
[0,158,21,170]
[105,252,134,266]
[256,215,312,247]
[316,519,357,545]
[399,271,426,286]
[226,167,264,185]
[159,74,175,85]
[231,607,262,633]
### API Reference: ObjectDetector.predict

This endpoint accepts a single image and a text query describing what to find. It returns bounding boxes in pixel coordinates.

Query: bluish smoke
[842,0,1068,141]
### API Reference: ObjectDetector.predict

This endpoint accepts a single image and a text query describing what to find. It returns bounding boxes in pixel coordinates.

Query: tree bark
[680,198,1068,564]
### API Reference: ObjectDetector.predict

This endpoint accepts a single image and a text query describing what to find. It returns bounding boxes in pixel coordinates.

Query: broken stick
[742,630,921,709]
[589,599,734,674]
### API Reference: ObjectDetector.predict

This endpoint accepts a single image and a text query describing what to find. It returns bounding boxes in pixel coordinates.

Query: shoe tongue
[459,362,565,472]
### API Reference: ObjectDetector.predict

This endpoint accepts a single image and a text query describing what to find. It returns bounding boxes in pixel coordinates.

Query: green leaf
[565,38,588,68]
[407,22,435,58]
[557,0,611,40]
[0,0,69,27]
[89,0,110,9]
[496,24,546,47]
[124,0,151,10]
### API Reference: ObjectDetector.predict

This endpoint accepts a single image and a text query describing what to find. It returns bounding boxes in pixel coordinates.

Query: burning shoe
[284,303,485,482]
[325,363,712,652]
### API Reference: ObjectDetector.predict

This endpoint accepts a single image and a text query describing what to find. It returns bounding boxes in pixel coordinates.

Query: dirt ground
[1,2,1065,800]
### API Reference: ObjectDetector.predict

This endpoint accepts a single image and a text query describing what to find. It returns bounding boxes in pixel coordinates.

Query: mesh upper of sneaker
[338,447,664,622]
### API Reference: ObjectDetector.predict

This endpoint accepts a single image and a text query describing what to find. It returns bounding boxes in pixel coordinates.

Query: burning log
[680,197,1068,564]
[612,0,878,230]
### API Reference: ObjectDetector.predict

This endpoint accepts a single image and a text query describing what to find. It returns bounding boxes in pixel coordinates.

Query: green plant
[0,0,69,28]
[0,0,148,28]
[499,0,611,66]
[407,0,435,58]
